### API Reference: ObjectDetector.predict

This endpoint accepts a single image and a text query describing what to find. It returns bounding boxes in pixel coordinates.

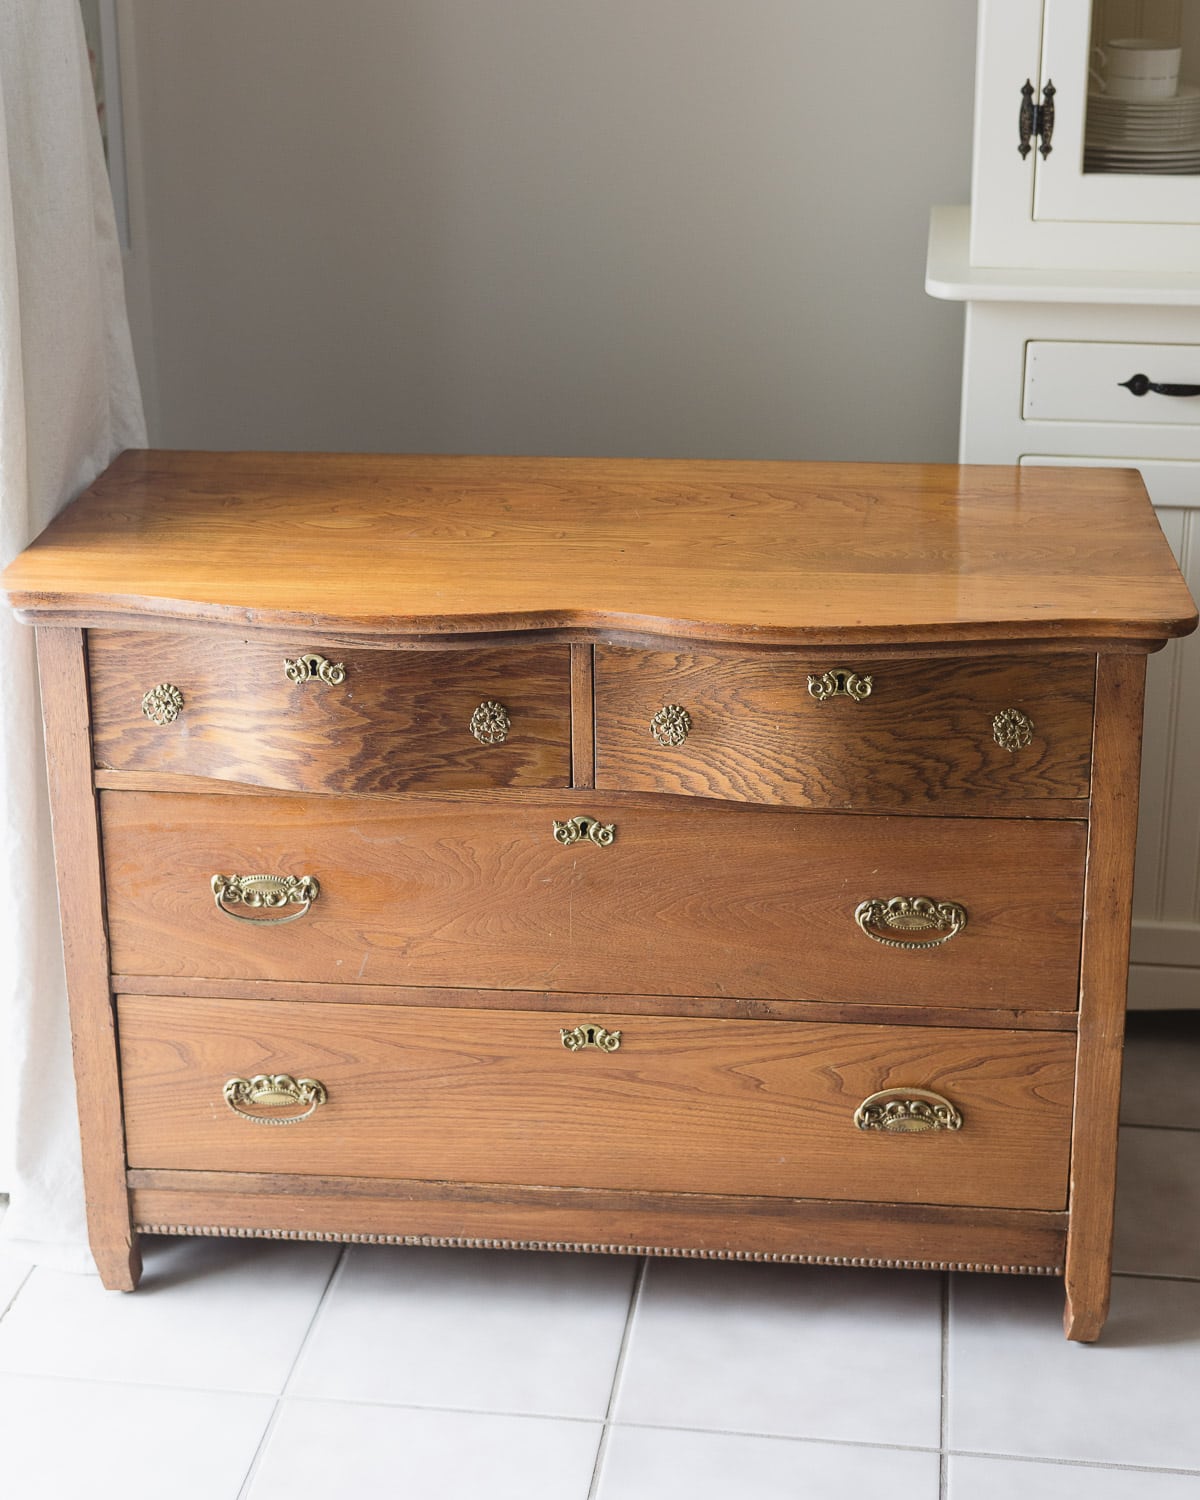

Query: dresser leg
[94,1236,143,1292]
[1063,1276,1109,1343]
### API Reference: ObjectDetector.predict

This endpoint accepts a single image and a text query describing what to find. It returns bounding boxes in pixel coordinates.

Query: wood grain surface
[117,997,1076,1211]
[596,647,1094,807]
[88,633,570,793]
[4,451,1196,646]
[100,791,1087,1010]
[125,1175,1068,1274]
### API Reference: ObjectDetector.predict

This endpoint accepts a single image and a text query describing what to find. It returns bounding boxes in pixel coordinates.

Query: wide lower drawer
[117,996,1077,1211]
[101,792,1087,1011]
[594,648,1094,808]
[88,633,571,793]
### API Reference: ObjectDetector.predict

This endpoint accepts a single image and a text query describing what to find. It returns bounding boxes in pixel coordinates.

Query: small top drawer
[594,648,1094,809]
[1023,341,1200,425]
[89,633,571,794]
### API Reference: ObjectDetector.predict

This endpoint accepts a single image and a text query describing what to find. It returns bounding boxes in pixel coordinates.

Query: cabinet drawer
[88,633,571,793]
[1024,341,1200,425]
[117,996,1076,1211]
[101,792,1086,1011]
[595,648,1093,807]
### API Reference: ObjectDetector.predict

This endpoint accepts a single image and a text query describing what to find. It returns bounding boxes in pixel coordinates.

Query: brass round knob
[141,683,184,724]
[993,707,1034,752]
[650,704,691,747]
[470,700,511,745]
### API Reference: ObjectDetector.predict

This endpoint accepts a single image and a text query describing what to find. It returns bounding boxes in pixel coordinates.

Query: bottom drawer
[117,997,1076,1211]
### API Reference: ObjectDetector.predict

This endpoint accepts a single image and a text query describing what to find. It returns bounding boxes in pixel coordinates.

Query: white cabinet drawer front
[1024,343,1200,425]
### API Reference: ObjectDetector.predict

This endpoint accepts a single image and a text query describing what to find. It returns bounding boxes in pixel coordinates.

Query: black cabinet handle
[1120,373,1200,399]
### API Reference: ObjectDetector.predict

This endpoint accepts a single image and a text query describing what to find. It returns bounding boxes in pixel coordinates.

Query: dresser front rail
[125,1171,1068,1277]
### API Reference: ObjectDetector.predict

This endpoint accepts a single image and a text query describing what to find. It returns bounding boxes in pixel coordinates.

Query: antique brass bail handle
[854,1088,963,1134]
[211,873,320,924]
[854,896,967,949]
[223,1074,328,1125]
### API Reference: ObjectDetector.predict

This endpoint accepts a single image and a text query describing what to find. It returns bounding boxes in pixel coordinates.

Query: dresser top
[3,450,1195,648]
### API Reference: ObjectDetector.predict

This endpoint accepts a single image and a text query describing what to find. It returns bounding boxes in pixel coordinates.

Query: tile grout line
[946,1448,1200,1478]
[235,1245,348,1500]
[939,1272,950,1500]
[587,1255,648,1500]
[0,1265,34,1324]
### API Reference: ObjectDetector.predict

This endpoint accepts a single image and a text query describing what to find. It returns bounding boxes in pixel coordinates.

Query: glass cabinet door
[1035,0,1200,227]
[969,0,1200,267]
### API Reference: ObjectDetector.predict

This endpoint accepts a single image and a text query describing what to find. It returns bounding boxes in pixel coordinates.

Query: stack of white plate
[1085,86,1200,173]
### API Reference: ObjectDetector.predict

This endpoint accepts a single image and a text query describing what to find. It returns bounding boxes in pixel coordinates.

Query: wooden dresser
[5,452,1195,1341]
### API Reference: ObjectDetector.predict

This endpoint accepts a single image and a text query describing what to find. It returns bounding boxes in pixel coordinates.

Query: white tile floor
[0,1012,1197,1499]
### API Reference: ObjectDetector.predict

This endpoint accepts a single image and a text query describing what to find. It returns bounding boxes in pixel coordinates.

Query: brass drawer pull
[854,896,967,949]
[807,669,873,702]
[211,873,320,924]
[561,1023,621,1052]
[141,683,184,724]
[284,653,345,685]
[470,700,511,745]
[993,707,1035,752]
[650,704,692,747]
[223,1074,328,1125]
[553,816,615,847]
[854,1088,963,1134]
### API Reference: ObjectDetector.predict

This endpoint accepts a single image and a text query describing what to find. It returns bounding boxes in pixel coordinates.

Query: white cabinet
[928,0,1200,1008]
[971,0,1200,271]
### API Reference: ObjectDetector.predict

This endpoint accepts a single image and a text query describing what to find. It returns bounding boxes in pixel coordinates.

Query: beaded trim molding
[134,1224,1061,1276]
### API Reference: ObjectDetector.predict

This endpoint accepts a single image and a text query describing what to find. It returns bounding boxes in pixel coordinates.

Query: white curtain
[0,0,146,1269]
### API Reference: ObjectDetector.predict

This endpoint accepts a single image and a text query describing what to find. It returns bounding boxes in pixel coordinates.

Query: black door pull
[1120,373,1200,398]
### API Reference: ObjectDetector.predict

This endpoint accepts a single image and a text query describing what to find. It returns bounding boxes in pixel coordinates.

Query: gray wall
[120,1,975,461]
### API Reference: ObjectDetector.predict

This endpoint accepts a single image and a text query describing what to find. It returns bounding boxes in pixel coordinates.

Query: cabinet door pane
[1035,0,1200,226]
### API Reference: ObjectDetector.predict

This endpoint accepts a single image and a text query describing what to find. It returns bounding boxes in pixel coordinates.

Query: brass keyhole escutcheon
[807,669,873,702]
[284,653,345,686]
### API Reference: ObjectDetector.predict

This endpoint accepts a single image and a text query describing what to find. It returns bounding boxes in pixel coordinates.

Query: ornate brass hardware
[561,1023,622,1052]
[552,816,615,848]
[854,896,967,949]
[141,683,184,724]
[649,703,692,747]
[993,707,1035,753]
[284,653,346,685]
[807,669,873,703]
[470,700,511,745]
[223,1074,328,1125]
[854,1089,963,1134]
[211,873,320,924]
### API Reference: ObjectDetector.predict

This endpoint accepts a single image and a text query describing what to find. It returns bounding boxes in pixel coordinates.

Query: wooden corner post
[1064,651,1147,1341]
[35,626,141,1290]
